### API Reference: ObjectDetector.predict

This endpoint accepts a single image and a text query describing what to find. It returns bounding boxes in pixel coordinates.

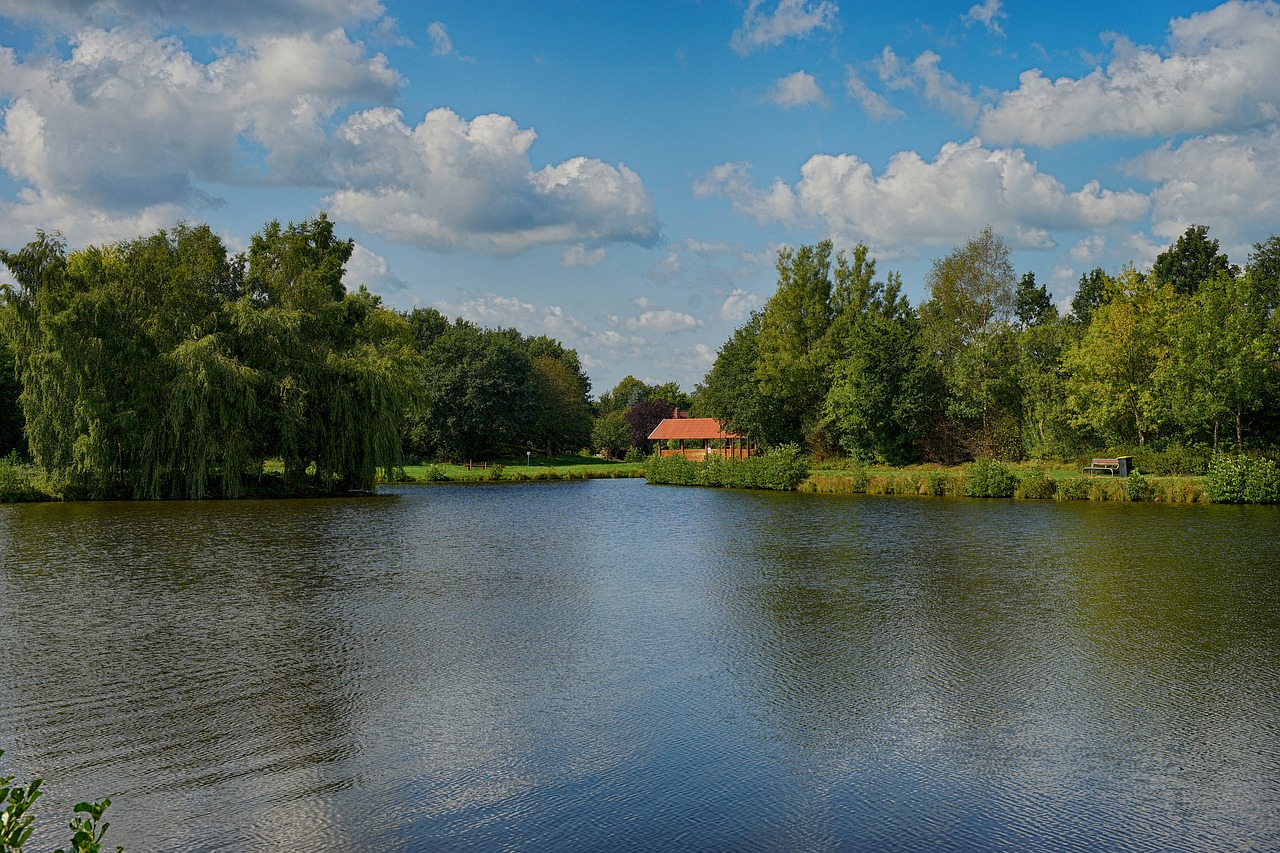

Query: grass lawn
[386,453,645,484]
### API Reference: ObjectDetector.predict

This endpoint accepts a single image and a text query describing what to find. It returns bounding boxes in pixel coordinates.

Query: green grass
[803,458,1207,502]
[385,453,645,484]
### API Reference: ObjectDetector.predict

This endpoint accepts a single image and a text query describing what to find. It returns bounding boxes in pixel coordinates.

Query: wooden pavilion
[647,410,754,460]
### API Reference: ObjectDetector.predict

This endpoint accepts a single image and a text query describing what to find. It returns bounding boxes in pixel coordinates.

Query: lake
[1,479,1278,851]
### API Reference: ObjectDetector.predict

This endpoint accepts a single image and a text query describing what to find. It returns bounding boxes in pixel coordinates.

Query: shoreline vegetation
[12,448,1278,505]
[4,217,1280,506]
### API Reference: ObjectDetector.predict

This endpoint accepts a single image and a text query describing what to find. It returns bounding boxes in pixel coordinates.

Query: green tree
[1015,271,1054,328]
[1156,272,1276,448]
[918,226,1019,459]
[1245,234,1280,319]
[1070,267,1113,327]
[1151,224,1235,296]
[591,409,632,458]
[1063,267,1177,446]
[822,308,938,464]
[406,321,534,461]
[528,354,593,456]
[698,313,791,447]
[755,240,836,445]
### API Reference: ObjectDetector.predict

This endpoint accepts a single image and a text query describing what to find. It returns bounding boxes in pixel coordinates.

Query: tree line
[0,216,598,499]
[695,225,1280,466]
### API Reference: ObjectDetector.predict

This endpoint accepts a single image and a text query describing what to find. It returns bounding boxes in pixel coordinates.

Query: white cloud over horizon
[980,0,1280,146]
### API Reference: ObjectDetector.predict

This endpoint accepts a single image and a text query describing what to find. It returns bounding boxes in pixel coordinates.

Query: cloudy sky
[1,1,1277,394]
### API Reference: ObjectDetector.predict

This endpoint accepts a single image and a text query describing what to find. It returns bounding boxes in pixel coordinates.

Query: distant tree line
[0,216,599,498]
[696,225,1280,465]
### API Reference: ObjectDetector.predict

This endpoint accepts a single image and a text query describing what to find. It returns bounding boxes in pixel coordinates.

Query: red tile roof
[647,417,743,441]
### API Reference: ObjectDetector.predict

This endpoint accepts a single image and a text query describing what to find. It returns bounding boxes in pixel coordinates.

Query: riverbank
[803,460,1208,503]
[385,454,645,484]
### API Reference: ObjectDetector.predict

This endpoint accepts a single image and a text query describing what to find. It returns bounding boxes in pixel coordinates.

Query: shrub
[422,463,448,482]
[1017,467,1057,500]
[963,458,1017,498]
[923,471,947,496]
[485,464,505,482]
[1205,454,1250,503]
[1056,478,1089,501]
[623,446,645,464]
[645,445,809,491]
[1125,473,1153,501]
[0,454,51,502]
[1243,457,1280,504]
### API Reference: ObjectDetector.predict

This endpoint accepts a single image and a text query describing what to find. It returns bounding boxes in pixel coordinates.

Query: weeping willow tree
[0,215,420,498]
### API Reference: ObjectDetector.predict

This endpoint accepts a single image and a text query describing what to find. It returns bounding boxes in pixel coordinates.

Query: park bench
[1083,456,1132,476]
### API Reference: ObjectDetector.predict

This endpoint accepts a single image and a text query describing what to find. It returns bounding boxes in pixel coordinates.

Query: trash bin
[1116,456,1133,476]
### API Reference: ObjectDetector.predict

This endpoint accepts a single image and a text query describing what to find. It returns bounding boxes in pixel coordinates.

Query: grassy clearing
[804,459,1207,503]
[386,454,645,484]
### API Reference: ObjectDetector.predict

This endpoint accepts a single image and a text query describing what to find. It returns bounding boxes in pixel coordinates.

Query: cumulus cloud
[980,1,1280,146]
[343,242,408,297]
[623,297,702,333]
[845,68,903,121]
[876,48,980,123]
[1128,126,1280,248]
[697,138,1149,252]
[963,0,1007,37]
[326,107,659,254]
[426,21,454,56]
[561,245,606,267]
[730,0,839,55]
[766,71,827,109]
[0,0,385,37]
[0,26,399,230]
[720,288,762,322]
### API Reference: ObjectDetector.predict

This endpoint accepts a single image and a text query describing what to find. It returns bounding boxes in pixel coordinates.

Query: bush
[0,453,49,502]
[422,463,448,482]
[485,464,505,482]
[623,446,645,464]
[1210,454,1280,504]
[1056,478,1090,501]
[1017,467,1057,500]
[963,458,1017,498]
[645,445,810,491]
[1125,472,1153,501]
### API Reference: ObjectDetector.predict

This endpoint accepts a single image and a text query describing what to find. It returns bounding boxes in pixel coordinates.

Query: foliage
[645,444,809,491]
[1016,466,1057,500]
[1151,224,1235,296]
[698,314,791,447]
[1205,454,1280,504]
[1,750,122,853]
[1015,271,1055,328]
[1,217,418,498]
[1063,267,1177,447]
[962,458,1018,497]
[1126,472,1153,502]
[623,399,674,451]
[1070,268,1113,326]
[0,453,50,502]
[591,410,632,459]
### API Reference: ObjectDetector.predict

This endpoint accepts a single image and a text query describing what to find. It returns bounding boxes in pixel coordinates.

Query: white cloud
[876,48,980,123]
[845,67,903,121]
[0,0,385,37]
[623,297,702,333]
[767,71,827,109]
[326,107,660,254]
[697,138,1149,253]
[730,0,839,56]
[343,242,407,297]
[426,21,454,56]
[446,292,593,343]
[561,245,606,267]
[963,0,1006,37]
[719,288,762,322]
[980,1,1280,146]
[1128,126,1280,250]
[1068,234,1108,263]
[692,161,798,226]
[0,26,399,233]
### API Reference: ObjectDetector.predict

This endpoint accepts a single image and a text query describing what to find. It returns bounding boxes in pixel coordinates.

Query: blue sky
[1,1,1277,395]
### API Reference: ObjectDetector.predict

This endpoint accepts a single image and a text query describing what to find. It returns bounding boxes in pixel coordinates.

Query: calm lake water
[1,479,1278,851]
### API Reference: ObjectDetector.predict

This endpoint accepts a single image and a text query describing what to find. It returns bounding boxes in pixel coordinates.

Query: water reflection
[1,482,1277,851]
